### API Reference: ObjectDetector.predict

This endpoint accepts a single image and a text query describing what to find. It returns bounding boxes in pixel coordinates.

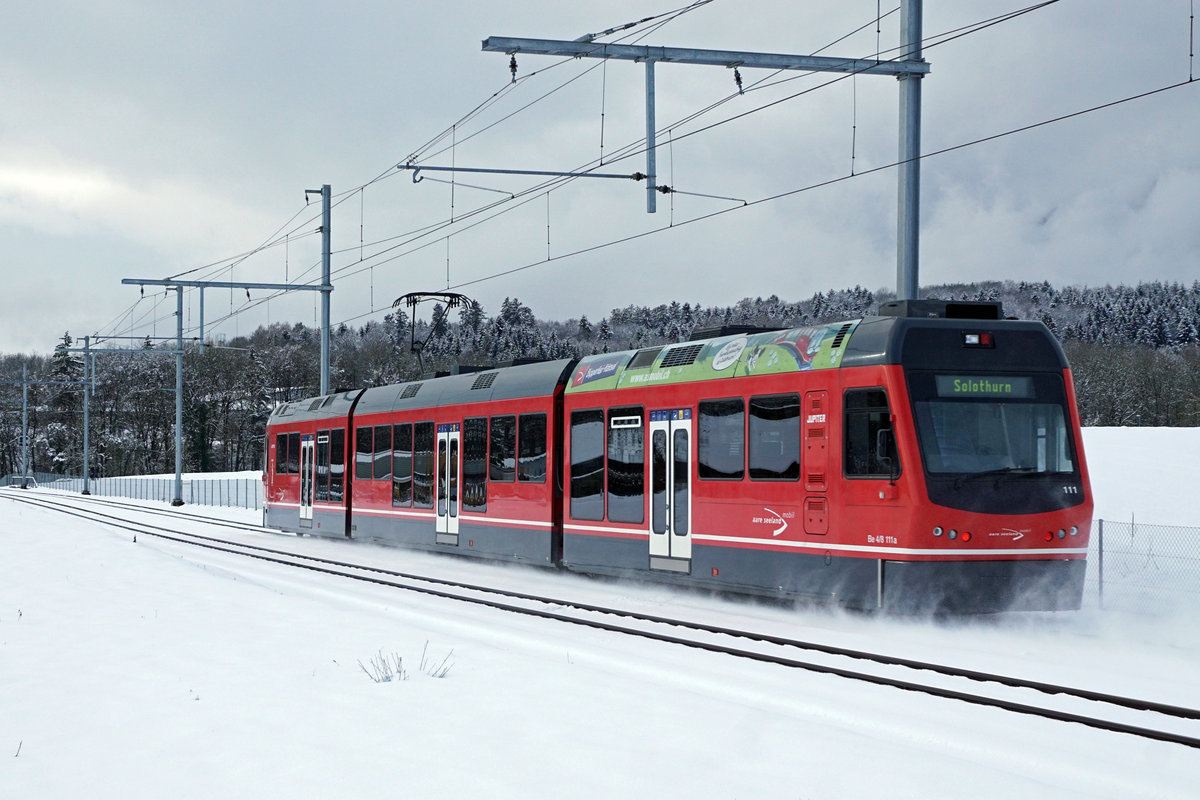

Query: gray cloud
[2,1,1197,352]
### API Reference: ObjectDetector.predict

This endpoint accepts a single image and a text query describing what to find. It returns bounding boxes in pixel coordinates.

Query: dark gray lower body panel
[265,506,349,537]
[351,513,556,566]
[564,533,1086,612]
[563,533,881,609]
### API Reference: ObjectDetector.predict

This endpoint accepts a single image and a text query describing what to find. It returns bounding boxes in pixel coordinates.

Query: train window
[275,433,288,475]
[316,431,330,502]
[330,429,345,501]
[748,394,800,481]
[698,398,745,480]
[518,413,547,483]
[373,424,392,481]
[392,423,413,506]
[845,389,897,478]
[462,417,488,512]
[489,415,516,482]
[607,407,644,524]
[913,385,1071,477]
[673,428,690,534]
[437,439,448,515]
[355,426,374,480]
[651,429,667,534]
[412,421,435,508]
[570,409,605,520]
[286,432,301,475]
[449,438,459,517]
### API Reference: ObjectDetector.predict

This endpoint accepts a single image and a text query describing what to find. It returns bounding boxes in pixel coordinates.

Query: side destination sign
[935,375,1034,398]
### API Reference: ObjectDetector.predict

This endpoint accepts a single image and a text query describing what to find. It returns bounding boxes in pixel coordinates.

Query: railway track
[7,487,1199,750]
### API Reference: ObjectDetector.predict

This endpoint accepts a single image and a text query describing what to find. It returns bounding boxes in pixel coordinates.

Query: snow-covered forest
[3,280,1199,477]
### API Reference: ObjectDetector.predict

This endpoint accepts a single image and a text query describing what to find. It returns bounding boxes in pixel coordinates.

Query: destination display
[935,375,1034,398]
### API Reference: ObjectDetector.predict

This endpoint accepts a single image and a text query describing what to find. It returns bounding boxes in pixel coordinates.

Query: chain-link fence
[1086,520,1200,613]
[1,472,263,510]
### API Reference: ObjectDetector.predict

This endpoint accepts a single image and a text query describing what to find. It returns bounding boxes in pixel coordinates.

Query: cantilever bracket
[398,163,643,182]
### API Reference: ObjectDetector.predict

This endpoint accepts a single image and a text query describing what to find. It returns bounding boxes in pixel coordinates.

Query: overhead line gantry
[477,1,928,298]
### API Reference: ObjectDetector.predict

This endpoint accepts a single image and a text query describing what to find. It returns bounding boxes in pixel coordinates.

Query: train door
[803,390,830,535]
[649,409,692,572]
[435,423,460,545]
[299,434,315,528]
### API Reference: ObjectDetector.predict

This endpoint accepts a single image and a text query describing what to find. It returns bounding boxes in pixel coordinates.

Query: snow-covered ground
[1083,428,1197,527]
[2,428,1198,798]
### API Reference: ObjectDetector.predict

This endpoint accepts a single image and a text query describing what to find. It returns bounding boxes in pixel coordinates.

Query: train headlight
[948,529,958,540]
[1057,529,1066,539]
[933,526,944,537]
[1044,531,1054,542]
[1070,526,1079,536]
[961,531,972,543]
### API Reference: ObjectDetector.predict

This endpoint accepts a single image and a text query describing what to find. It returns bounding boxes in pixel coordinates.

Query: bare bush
[420,641,454,679]
[357,650,408,683]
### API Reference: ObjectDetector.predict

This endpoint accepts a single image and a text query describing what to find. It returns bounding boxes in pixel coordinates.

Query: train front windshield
[910,374,1077,477]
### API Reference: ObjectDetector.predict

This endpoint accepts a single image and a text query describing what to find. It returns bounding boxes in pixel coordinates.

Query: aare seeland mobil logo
[752,507,793,536]
[988,528,1030,542]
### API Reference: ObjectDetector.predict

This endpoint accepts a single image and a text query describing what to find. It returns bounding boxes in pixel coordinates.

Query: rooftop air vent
[830,322,853,349]
[400,383,422,399]
[471,372,498,390]
[659,343,705,368]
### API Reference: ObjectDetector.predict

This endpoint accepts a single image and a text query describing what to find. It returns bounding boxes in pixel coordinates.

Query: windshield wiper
[951,466,1042,490]
[965,466,1041,479]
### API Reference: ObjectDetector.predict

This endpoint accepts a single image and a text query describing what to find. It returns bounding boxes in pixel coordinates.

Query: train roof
[267,389,361,426]
[354,358,576,418]
[267,301,1067,420]
[842,312,1068,371]
[566,307,1065,395]
[267,358,577,425]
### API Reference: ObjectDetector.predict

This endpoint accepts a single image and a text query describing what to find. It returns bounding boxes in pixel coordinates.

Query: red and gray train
[263,300,1093,613]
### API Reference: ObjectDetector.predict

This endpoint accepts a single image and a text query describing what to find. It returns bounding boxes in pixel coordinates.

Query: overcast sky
[3,1,1198,354]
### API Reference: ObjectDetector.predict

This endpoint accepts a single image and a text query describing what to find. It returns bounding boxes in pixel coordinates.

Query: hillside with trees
[2,280,1199,478]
